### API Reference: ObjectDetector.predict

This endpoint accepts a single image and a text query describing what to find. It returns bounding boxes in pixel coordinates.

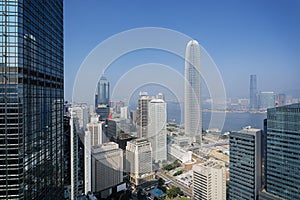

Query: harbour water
[167,102,267,132]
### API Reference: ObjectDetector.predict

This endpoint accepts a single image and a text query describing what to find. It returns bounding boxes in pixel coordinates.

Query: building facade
[264,103,300,199]
[148,98,167,163]
[184,40,202,143]
[137,92,152,138]
[97,76,110,106]
[249,75,258,110]
[193,160,226,200]
[126,138,153,185]
[229,128,262,200]
[91,142,123,193]
[0,0,64,199]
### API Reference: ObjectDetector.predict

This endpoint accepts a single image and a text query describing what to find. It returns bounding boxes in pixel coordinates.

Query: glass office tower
[0,0,64,199]
[265,103,300,199]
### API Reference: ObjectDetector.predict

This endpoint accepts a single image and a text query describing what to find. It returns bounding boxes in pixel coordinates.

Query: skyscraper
[137,92,152,138]
[126,138,154,185]
[97,76,110,105]
[91,142,123,194]
[261,103,300,199]
[0,1,64,199]
[148,98,167,163]
[229,127,262,200]
[249,75,258,110]
[184,40,202,143]
[193,160,226,200]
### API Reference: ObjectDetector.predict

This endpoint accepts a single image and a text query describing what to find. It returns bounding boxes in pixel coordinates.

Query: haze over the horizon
[65,1,300,103]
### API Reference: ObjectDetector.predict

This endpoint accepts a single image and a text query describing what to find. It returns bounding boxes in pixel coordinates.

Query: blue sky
[65,0,300,102]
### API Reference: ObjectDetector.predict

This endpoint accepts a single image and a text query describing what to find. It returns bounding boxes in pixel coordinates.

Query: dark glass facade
[97,76,109,106]
[266,103,300,199]
[229,128,262,200]
[0,0,63,199]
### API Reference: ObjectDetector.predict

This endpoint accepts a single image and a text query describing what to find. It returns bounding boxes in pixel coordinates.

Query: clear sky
[65,0,300,102]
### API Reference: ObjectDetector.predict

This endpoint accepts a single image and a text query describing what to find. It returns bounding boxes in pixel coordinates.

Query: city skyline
[65,1,300,102]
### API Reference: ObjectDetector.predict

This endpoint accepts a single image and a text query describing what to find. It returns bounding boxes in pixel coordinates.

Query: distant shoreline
[202,109,267,114]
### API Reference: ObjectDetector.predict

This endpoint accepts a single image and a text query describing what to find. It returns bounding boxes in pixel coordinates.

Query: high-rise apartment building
[229,128,262,200]
[261,103,300,199]
[126,138,154,185]
[249,75,258,110]
[193,160,226,200]
[0,1,64,199]
[148,98,167,163]
[184,40,202,143]
[137,92,152,138]
[91,142,123,193]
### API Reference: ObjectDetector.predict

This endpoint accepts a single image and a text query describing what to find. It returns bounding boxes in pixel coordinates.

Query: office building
[97,76,110,105]
[120,106,128,119]
[84,130,92,193]
[249,75,258,110]
[0,1,64,198]
[148,98,167,163]
[258,91,275,111]
[229,127,262,200]
[193,160,226,200]
[87,120,106,146]
[184,40,202,143]
[137,92,152,138]
[71,104,90,130]
[167,144,192,163]
[95,104,110,121]
[91,142,123,193]
[126,138,154,185]
[262,103,300,199]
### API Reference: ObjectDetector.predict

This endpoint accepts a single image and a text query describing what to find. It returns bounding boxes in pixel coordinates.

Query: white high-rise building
[91,142,123,193]
[71,104,90,130]
[184,40,202,143]
[148,98,167,163]
[126,138,154,185]
[84,130,92,193]
[87,121,106,146]
[120,106,128,119]
[193,160,226,200]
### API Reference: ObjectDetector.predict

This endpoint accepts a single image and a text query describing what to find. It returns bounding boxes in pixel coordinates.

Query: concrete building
[72,104,90,130]
[137,92,152,138]
[167,144,192,163]
[148,98,167,163]
[126,138,154,185]
[87,121,106,146]
[229,127,262,200]
[120,106,128,119]
[184,40,202,143]
[91,142,123,193]
[84,130,92,193]
[193,160,226,200]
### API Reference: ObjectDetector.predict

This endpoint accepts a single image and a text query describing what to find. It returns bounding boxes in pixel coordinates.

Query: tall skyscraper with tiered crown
[0,1,64,199]
[184,40,202,143]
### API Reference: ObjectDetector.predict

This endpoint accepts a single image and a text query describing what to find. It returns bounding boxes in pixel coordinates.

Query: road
[156,171,193,198]
[186,140,229,151]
